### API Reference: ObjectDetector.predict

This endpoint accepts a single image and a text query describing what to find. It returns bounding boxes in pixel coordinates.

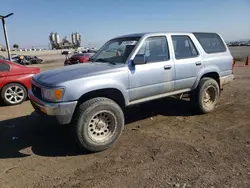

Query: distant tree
[13,44,19,49]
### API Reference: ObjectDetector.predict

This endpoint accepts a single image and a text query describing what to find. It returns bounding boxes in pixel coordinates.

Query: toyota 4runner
[29,32,234,152]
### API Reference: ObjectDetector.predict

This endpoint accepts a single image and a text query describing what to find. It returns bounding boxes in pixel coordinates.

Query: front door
[128,36,175,102]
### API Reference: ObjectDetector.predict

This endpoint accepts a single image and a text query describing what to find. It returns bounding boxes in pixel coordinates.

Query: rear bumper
[220,74,235,88]
[28,90,77,125]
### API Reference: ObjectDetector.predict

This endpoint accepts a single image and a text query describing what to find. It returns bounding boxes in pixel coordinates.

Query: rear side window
[0,63,10,72]
[172,35,199,59]
[193,33,226,54]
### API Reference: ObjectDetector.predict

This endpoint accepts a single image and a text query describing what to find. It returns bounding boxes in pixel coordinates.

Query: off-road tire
[71,97,124,152]
[191,78,220,113]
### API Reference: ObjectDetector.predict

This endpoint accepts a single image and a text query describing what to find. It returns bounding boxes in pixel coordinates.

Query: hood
[34,62,126,86]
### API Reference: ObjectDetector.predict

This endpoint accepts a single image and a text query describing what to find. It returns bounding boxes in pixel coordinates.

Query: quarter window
[0,63,10,72]
[172,35,199,59]
[135,36,170,63]
[193,33,226,54]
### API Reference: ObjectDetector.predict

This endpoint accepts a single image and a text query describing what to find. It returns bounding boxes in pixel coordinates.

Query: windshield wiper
[94,58,116,65]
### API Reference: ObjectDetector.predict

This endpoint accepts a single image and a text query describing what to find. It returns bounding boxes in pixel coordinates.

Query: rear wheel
[1,83,27,105]
[71,97,124,152]
[191,78,220,113]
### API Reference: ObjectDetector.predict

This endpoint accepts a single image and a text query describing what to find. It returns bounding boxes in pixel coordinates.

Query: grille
[32,83,42,99]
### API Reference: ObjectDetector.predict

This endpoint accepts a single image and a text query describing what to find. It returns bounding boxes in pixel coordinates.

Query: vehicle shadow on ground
[0,101,6,107]
[124,97,195,124]
[0,97,194,159]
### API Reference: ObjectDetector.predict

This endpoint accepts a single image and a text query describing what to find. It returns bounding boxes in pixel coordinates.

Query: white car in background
[74,50,82,54]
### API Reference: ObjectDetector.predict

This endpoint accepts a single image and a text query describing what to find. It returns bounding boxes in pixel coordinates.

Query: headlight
[41,87,65,101]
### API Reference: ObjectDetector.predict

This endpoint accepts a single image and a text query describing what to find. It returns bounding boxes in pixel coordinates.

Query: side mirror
[133,55,146,65]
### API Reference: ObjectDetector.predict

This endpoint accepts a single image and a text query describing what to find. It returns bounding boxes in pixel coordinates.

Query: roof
[113,31,218,39]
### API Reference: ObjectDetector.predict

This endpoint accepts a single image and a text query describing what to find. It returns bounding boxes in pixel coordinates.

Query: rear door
[171,35,203,91]
[193,32,232,77]
[0,62,10,88]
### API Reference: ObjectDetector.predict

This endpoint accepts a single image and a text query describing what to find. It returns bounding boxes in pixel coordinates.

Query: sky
[0,0,249,49]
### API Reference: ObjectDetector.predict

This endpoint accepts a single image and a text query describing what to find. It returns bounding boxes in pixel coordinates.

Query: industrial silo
[50,32,55,42]
[75,32,80,42]
[55,32,60,44]
[71,33,76,44]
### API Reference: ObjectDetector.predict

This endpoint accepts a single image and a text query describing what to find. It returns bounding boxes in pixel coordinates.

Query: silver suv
[29,32,234,152]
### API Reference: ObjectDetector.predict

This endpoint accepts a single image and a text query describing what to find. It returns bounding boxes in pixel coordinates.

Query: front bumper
[28,90,77,125]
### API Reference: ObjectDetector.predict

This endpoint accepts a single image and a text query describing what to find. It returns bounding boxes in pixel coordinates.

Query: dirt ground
[0,62,250,188]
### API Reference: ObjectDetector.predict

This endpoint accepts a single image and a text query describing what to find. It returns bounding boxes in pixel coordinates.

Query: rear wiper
[94,58,116,65]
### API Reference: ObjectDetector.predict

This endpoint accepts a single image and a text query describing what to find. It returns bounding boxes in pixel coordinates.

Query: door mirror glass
[133,54,146,65]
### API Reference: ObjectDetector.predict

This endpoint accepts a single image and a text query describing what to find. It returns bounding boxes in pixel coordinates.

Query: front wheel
[191,78,220,113]
[1,83,27,105]
[71,97,124,152]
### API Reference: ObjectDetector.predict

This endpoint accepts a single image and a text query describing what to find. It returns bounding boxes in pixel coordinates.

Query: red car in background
[0,59,40,105]
[64,53,95,66]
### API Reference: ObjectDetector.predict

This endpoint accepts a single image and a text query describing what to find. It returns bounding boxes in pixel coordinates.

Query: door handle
[195,62,202,66]
[164,65,172,70]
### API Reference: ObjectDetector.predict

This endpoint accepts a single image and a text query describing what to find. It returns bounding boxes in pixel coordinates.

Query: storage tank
[75,32,80,42]
[55,32,60,44]
[71,33,76,44]
[50,32,55,42]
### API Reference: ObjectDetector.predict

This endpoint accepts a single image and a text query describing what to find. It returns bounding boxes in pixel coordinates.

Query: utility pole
[0,13,14,61]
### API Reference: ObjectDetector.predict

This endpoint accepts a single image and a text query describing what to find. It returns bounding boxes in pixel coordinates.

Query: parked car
[87,49,97,53]
[29,32,234,152]
[10,54,19,63]
[74,50,82,54]
[61,50,71,55]
[25,56,43,64]
[64,53,94,66]
[11,55,43,65]
[0,59,40,105]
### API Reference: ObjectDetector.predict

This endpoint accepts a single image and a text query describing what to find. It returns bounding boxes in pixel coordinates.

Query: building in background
[49,32,81,49]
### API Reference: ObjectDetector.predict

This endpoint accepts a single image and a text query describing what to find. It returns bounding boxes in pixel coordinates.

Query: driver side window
[135,36,169,63]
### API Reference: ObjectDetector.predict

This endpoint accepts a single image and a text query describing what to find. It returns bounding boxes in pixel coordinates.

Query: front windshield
[91,37,141,64]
